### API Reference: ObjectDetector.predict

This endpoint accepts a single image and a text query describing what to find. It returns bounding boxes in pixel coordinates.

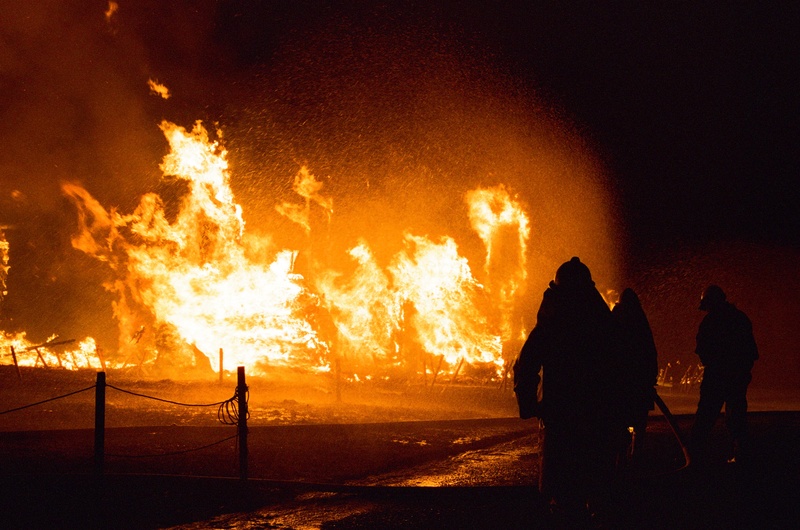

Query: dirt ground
[1,366,799,529]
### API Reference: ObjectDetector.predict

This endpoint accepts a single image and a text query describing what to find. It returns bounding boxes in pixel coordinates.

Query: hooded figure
[611,288,659,464]
[690,285,758,464]
[513,257,617,518]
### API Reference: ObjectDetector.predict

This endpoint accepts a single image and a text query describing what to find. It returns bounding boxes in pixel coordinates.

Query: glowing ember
[104,1,118,24]
[148,79,171,100]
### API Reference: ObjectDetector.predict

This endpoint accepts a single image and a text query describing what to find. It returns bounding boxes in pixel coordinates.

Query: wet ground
[1,366,799,529]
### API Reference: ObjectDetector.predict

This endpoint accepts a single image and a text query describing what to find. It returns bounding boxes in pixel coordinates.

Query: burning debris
[36,118,531,382]
[1,3,626,384]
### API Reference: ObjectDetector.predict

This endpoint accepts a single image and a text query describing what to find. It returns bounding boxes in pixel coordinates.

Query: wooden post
[96,346,106,372]
[52,349,63,368]
[34,347,48,368]
[219,348,224,385]
[237,366,248,480]
[443,357,464,393]
[10,346,21,380]
[499,359,511,391]
[429,354,444,390]
[94,371,106,477]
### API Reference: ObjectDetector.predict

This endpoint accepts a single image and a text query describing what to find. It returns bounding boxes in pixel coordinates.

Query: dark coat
[611,288,659,425]
[513,280,615,427]
[696,301,758,377]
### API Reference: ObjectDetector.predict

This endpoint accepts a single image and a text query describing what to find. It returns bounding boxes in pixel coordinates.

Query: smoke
[1,1,621,358]
[0,1,225,344]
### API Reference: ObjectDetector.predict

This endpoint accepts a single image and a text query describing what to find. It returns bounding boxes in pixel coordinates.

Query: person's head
[620,287,641,308]
[554,256,594,289]
[699,284,726,311]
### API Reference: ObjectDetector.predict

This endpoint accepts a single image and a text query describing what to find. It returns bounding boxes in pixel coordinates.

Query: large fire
[2,119,531,381]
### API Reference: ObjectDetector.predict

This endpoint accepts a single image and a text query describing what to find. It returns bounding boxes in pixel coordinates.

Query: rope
[217,386,249,425]
[106,384,229,407]
[0,385,95,415]
[106,383,246,427]
[106,434,238,458]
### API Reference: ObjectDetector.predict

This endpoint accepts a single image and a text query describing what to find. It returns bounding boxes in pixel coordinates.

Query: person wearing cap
[690,285,759,465]
[513,257,618,522]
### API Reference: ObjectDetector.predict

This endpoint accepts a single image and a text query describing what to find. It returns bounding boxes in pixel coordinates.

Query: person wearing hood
[611,288,659,469]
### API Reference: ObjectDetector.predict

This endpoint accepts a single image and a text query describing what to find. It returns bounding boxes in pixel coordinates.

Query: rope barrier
[106,434,238,459]
[105,382,247,427]
[106,384,229,407]
[0,385,95,415]
[217,385,249,425]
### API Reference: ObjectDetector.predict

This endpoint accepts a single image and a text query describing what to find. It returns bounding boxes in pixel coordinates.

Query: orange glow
[0,333,102,371]
[147,79,171,100]
[0,227,8,303]
[465,185,530,341]
[48,119,544,379]
[276,166,333,233]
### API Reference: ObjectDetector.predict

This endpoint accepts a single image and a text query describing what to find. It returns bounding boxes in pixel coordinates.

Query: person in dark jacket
[689,285,759,465]
[513,257,617,521]
[611,288,659,468]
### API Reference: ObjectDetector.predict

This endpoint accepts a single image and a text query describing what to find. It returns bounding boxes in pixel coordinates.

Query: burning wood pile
[2,117,532,385]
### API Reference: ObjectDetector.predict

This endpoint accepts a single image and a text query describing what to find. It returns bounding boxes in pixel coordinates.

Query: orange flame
[148,79,171,100]
[0,227,8,303]
[465,185,530,341]
[54,119,533,380]
[276,166,333,234]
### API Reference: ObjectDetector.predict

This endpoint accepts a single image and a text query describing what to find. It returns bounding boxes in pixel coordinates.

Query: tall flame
[465,185,530,342]
[0,227,8,304]
[53,119,533,380]
[63,121,317,374]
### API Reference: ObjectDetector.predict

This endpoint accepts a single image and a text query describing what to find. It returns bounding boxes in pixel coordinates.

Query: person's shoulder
[730,304,753,325]
[541,282,558,300]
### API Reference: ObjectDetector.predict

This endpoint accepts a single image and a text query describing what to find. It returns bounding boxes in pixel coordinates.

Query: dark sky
[487,3,799,251]
[2,1,797,254]
[210,1,800,251]
[2,1,799,387]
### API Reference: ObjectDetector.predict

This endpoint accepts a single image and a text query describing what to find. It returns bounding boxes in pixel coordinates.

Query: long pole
[94,371,106,476]
[653,391,691,468]
[237,366,248,480]
[219,348,224,385]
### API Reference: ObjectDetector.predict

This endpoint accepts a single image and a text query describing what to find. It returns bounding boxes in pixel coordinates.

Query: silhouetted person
[690,285,759,465]
[513,257,616,522]
[611,288,659,468]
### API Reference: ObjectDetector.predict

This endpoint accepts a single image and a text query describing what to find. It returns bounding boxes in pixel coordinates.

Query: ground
[1,366,799,529]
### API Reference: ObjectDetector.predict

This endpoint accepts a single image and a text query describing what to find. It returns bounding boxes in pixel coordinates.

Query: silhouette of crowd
[513,257,758,525]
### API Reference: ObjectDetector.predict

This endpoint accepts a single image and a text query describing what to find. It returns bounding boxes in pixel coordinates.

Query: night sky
[2,1,798,387]
[212,1,799,251]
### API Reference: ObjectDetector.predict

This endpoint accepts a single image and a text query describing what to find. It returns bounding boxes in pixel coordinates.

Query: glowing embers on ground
[56,120,531,380]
